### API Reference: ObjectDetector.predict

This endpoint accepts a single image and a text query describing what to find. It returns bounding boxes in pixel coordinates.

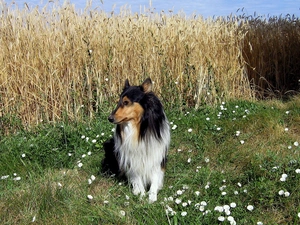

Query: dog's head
[108,78,152,125]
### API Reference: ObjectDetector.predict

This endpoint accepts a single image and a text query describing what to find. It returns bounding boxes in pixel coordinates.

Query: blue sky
[9,0,300,18]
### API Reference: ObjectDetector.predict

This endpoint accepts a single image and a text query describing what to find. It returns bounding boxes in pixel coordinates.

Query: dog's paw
[132,187,141,195]
[132,183,145,196]
[148,192,157,203]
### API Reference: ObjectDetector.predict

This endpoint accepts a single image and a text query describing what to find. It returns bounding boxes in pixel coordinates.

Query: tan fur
[113,96,144,143]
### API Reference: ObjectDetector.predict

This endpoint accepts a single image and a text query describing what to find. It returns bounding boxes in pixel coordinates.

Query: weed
[1,98,300,224]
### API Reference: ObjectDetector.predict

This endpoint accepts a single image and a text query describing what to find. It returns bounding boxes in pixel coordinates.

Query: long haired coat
[107,78,170,203]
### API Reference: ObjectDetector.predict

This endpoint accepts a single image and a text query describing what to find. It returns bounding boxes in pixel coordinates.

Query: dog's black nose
[108,115,114,123]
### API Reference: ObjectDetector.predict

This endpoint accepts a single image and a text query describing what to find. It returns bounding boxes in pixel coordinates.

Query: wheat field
[0,2,299,126]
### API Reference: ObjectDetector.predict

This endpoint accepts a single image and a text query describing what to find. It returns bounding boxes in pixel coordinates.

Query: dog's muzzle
[108,114,115,123]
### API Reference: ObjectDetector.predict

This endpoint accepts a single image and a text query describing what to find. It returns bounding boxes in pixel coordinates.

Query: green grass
[1,98,300,224]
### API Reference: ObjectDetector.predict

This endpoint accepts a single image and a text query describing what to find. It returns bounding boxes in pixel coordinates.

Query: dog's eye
[123,100,129,106]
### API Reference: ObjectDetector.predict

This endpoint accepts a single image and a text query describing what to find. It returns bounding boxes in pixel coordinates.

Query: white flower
[219,185,226,191]
[295,169,300,173]
[223,205,230,211]
[88,151,92,155]
[172,125,177,130]
[294,141,299,147]
[280,173,288,181]
[13,177,21,181]
[181,211,187,216]
[183,185,189,190]
[92,139,97,143]
[195,191,200,196]
[78,162,83,168]
[284,128,289,132]
[21,153,26,158]
[88,179,92,185]
[257,222,263,225]
[1,175,9,180]
[91,175,96,181]
[175,198,182,204]
[87,195,93,200]
[247,205,254,211]
[278,190,285,195]
[82,154,86,158]
[284,191,290,197]
[227,216,235,222]
[167,196,173,201]
[206,117,210,121]
[240,140,245,144]
[214,206,224,213]
[298,212,300,218]
[218,216,225,221]
[32,216,36,222]
[103,200,109,204]
[187,158,191,163]
[221,191,227,196]
[272,166,279,170]
[182,202,188,207]
[217,127,221,131]
[230,202,237,208]
[120,210,126,216]
[200,201,207,206]
[204,157,210,163]
[285,110,290,114]
[188,128,192,132]
[176,190,183,195]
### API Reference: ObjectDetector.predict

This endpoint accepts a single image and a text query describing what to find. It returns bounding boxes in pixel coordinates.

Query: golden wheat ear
[141,78,152,93]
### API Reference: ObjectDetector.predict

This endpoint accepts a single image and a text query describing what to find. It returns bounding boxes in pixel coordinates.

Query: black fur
[101,138,120,176]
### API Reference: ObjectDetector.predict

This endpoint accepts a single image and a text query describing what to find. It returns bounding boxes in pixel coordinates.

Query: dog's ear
[124,79,130,89]
[141,78,152,93]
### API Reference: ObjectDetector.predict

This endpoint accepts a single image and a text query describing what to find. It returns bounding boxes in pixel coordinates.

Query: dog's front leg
[130,176,145,197]
[148,170,164,203]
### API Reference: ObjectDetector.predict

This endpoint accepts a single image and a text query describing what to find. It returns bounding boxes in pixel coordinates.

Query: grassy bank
[0,3,299,126]
[1,97,300,224]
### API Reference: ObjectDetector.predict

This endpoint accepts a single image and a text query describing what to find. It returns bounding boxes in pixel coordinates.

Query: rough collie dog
[107,78,170,203]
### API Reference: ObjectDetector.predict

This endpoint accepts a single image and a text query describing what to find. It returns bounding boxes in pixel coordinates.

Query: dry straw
[0,3,298,126]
